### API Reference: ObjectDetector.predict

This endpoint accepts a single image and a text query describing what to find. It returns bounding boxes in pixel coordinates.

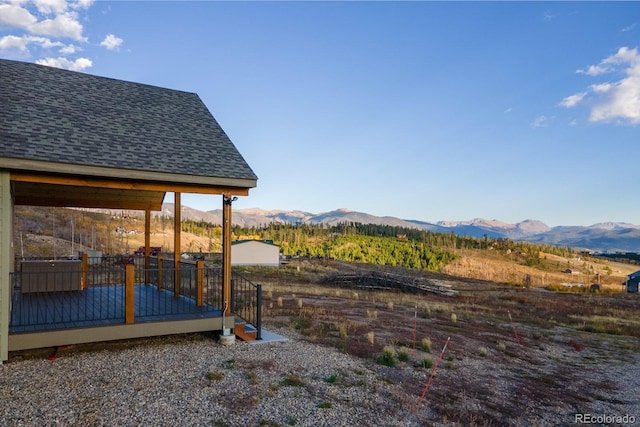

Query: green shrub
[376,346,397,367]
[421,357,434,369]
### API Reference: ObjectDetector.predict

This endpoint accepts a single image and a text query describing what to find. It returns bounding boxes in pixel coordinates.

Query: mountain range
[159,204,640,253]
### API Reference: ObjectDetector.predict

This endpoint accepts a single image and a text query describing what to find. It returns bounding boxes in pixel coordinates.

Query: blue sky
[1,1,639,227]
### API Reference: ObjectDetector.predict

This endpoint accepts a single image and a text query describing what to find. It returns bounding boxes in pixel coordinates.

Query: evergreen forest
[14,207,577,273]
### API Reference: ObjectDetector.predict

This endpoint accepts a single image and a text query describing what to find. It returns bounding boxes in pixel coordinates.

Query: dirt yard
[250,259,640,425]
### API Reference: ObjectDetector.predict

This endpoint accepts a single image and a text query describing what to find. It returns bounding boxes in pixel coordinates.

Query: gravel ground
[1,325,639,427]
[1,328,430,427]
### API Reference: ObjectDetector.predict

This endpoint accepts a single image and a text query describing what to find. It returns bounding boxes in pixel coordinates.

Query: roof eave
[0,157,257,190]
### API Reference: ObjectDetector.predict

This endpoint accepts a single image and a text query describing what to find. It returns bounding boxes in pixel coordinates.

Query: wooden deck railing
[9,256,223,332]
[9,255,261,339]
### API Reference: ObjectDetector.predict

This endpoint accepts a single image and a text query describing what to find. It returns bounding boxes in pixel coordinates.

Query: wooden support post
[144,209,151,285]
[125,263,135,324]
[81,252,88,290]
[174,192,181,297]
[222,195,235,317]
[196,260,204,307]
[157,255,164,291]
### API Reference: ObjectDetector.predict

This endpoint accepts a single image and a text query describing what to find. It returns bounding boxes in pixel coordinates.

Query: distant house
[626,271,640,293]
[232,240,280,267]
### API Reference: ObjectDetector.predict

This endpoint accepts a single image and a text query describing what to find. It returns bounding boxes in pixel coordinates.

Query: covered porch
[0,59,259,362]
[7,254,262,352]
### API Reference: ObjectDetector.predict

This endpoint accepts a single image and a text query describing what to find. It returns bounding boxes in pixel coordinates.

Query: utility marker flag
[412,305,417,355]
[508,310,521,346]
[416,336,450,410]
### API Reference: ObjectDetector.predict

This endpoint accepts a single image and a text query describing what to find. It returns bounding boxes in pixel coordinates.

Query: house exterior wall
[0,171,12,362]
[232,241,279,267]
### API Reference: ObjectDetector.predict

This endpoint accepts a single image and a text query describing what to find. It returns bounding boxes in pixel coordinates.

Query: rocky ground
[3,261,640,426]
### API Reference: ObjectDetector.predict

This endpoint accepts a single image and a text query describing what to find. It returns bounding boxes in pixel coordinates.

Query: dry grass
[442,248,633,289]
[256,258,640,425]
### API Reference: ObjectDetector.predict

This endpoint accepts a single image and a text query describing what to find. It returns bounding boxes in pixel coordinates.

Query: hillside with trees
[13,206,635,289]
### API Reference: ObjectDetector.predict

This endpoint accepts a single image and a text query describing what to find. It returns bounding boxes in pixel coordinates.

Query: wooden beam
[144,209,151,285]
[3,159,256,190]
[196,260,204,307]
[222,195,233,317]
[157,256,164,291]
[13,181,164,210]
[10,172,250,196]
[125,264,135,324]
[174,192,181,297]
[81,253,88,290]
[14,195,161,210]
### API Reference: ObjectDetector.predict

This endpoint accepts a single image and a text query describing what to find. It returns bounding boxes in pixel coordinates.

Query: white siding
[232,241,279,267]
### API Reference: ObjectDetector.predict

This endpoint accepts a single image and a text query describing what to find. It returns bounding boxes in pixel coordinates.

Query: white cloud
[0,34,31,51]
[577,64,608,76]
[589,76,640,124]
[562,46,640,125]
[0,34,63,52]
[70,0,94,10]
[29,11,85,41]
[590,82,612,94]
[621,23,637,33]
[32,0,68,15]
[0,0,101,69]
[59,43,77,54]
[0,4,37,30]
[559,92,586,108]
[531,115,549,128]
[100,33,122,51]
[36,56,92,71]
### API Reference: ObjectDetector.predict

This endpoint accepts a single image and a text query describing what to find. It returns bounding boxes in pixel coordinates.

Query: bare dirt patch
[255,259,640,425]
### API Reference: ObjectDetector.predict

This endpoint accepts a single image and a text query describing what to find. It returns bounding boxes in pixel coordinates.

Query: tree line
[14,206,577,272]
[231,222,576,271]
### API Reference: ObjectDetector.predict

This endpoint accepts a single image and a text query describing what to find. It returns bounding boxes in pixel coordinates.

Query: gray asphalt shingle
[0,59,257,183]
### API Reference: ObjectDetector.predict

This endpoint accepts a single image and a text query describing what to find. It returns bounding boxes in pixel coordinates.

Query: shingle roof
[0,59,257,186]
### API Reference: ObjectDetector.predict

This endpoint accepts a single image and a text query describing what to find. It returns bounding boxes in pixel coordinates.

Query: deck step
[233,320,257,341]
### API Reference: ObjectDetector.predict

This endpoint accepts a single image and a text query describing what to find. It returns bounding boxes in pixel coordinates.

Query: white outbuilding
[232,240,280,267]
